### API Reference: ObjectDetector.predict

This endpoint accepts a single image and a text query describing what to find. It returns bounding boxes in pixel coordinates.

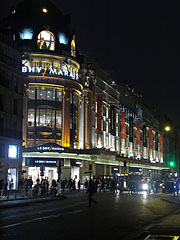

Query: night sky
[1,0,180,125]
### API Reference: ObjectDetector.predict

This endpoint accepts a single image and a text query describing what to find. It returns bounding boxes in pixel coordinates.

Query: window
[13,99,18,115]
[29,87,35,100]
[56,89,62,102]
[56,111,62,128]
[58,32,68,45]
[37,31,55,51]
[8,145,19,159]
[28,109,35,126]
[0,143,5,157]
[19,28,33,40]
[12,76,18,92]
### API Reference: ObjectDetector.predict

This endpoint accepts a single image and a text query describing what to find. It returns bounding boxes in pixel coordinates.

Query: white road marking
[0,209,84,229]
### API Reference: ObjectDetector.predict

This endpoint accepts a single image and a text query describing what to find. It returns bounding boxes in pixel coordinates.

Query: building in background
[0,27,24,189]
[1,0,172,187]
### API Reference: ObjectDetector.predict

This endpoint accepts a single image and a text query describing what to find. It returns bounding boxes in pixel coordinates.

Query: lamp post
[164,125,171,132]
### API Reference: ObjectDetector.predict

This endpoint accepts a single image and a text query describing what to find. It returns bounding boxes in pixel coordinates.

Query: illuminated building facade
[2,0,170,186]
[0,28,24,189]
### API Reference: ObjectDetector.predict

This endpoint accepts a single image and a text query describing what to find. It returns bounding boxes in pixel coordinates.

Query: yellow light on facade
[12,9,16,14]
[164,126,171,132]
[42,8,48,13]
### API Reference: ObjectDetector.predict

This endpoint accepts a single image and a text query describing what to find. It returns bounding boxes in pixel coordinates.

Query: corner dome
[3,0,71,38]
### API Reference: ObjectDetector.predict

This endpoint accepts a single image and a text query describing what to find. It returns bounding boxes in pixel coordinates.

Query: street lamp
[164,125,171,132]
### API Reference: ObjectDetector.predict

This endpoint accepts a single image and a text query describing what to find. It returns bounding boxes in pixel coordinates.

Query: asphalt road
[0,192,179,240]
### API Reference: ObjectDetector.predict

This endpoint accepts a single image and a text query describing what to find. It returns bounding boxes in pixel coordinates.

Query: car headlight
[142,183,148,190]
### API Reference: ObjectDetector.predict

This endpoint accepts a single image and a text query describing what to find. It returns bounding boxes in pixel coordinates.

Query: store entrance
[8,168,17,190]
[28,166,58,186]
[71,167,80,187]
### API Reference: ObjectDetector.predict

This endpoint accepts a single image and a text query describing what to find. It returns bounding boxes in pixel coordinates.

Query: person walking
[86,179,97,207]
[78,180,81,192]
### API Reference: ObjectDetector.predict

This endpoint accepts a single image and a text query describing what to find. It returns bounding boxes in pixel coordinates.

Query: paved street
[0,191,180,240]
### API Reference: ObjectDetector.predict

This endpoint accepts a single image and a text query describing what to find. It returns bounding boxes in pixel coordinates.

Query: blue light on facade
[19,28,33,40]
[58,33,68,45]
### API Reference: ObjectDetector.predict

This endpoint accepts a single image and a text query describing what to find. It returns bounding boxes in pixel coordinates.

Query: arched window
[37,30,55,51]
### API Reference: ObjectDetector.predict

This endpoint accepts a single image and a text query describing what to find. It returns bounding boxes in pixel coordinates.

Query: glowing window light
[58,33,68,45]
[42,8,48,13]
[8,145,18,159]
[37,30,55,51]
[12,9,16,14]
[19,28,33,40]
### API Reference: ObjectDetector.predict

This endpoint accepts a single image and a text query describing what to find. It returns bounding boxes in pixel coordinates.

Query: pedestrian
[68,178,72,192]
[86,179,97,206]
[78,180,81,191]
[84,179,88,190]
[175,179,180,196]
[155,180,159,194]
[73,179,76,191]
[119,179,124,194]
[62,180,66,192]
[111,178,117,194]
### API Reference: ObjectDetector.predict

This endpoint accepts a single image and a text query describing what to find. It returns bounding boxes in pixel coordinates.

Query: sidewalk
[0,189,85,209]
[1,190,180,210]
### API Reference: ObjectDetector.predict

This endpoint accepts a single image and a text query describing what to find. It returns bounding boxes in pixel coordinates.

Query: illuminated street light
[42,8,48,13]
[164,125,171,132]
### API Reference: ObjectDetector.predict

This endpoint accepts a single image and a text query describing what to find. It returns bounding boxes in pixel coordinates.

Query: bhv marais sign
[22,65,79,80]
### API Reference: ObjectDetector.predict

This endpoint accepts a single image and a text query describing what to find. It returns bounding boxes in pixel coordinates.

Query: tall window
[37,31,55,51]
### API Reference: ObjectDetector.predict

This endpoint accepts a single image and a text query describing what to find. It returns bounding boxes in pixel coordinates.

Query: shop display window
[29,87,35,99]
[56,89,62,102]
[28,109,35,126]
[56,111,62,128]
[8,168,17,190]
[8,145,19,159]
[37,30,55,51]
[36,109,61,128]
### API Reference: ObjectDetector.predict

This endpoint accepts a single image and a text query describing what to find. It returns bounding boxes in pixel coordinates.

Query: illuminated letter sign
[22,65,79,80]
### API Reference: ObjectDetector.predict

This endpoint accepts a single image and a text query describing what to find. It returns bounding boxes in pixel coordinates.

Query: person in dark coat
[86,179,97,206]
[78,180,81,192]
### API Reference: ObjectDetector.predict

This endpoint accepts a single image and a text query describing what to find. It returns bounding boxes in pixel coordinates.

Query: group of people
[61,178,81,192]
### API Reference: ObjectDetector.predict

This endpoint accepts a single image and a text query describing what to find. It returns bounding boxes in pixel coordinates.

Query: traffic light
[169,161,175,167]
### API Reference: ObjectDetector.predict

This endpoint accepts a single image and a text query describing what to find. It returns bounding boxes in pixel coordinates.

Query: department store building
[2,0,169,186]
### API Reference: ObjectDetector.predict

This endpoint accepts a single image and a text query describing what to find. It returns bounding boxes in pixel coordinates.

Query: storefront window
[56,89,62,102]
[28,109,35,126]
[8,168,17,190]
[47,88,53,101]
[36,87,56,101]
[29,87,35,99]
[56,111,62,128]
[36,109,57,127]
[37,30,55,51]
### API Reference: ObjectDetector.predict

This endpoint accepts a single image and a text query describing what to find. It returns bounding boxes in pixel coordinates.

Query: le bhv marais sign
[22,65,79,80]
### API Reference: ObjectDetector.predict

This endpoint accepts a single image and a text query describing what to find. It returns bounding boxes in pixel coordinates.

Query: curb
[0,195,67,209]
[162,197,180,206]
